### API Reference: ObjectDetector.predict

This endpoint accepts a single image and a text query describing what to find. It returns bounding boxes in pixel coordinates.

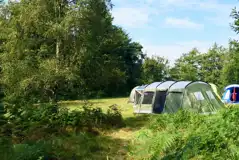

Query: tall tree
[199,43,227,86]
[0,0,145,104]
[141,56,169,84]
[0,0,76,104]
[221,40,239,85]
[221,7,239,85]
[170,48,200,81]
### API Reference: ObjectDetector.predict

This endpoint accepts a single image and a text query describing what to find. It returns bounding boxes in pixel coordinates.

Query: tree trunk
[56,38,60,72]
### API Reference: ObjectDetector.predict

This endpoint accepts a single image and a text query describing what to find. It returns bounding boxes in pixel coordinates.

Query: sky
[111,0,239,64]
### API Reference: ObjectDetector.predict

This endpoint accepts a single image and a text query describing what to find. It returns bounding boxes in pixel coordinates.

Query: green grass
[8,97,239,159]
[59,97,151,159]
[128,106,239,159]
[1,97,146,160]
[60,97,151,130]
[59,98,239,159]
[60,97,134,117]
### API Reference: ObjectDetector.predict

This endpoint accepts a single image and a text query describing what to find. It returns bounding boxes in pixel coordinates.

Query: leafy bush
[2,102,125,142]
[11,142,54,160]
[129,108,239,160]
[106,104,125,128]
[0,102,125,159]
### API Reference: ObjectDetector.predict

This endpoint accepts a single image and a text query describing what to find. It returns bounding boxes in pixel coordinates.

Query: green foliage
[170,45,227,89]
[141,56,169,84]
[0,0,144,105]
[170,48,201,81]
[222,40,239,85]
[11,142,53,160]
[1,0,239,159]
[231,7,239,34]
[129,108,239,160]
[0,138,14,160]
[106,104,125,127]
[0,133,112,160]
[4,103,124,141]
[0,103,125,159]
[199,43,227,87]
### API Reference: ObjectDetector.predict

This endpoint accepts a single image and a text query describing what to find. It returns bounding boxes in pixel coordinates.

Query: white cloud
[140,40,229,65]
[111,0,236,28]
[160,0,235,12]
[112,7,151,28]
[111,0,164,28]
[161,0,237,25]
[165,17,203,29]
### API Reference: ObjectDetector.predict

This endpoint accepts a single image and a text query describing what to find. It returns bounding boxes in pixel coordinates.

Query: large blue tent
[222,84,239,104]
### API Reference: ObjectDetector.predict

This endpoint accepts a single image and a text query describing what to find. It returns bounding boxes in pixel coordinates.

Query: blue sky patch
[111,0,239,63]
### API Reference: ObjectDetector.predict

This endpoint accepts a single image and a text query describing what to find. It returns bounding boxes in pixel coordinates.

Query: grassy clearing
[60,97,133,116]
[6,97,239,159]
[59,98,239,159]
[60,97,151,132]
[2,98,139,160]
[59,97,151,159]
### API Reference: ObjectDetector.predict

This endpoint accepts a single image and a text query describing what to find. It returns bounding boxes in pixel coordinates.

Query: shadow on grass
[102,114,152,133]
[49,133,129,160]
[9,133,129,160]
[123,114,151,131]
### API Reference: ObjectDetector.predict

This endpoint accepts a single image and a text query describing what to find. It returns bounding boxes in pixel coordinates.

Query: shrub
[106,104,125,128]
[129,108,239,160]
[2,102,125,143]
[0,102,125,159]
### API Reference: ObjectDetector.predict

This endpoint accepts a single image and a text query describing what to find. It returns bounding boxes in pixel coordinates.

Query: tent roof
[136,85,148,91]
[132,86,139,90]
[168,81,208,92]
[143,81,209,92]
[156,81,176,91]
[169,81,191,92]
[144,82,163,91]
[225,84,239,90]
[129,86,139,95]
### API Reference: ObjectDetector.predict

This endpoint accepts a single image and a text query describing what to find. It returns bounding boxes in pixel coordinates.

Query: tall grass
[129,107,239,160]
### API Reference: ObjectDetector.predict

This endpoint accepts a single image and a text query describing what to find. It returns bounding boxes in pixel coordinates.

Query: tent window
[135,92,142,104]
[193,92,205,100]
[142,92,154,104]
[206,91,215,99]
[224,90,231,99]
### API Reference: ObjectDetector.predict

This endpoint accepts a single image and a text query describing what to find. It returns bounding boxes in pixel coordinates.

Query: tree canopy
[0,0,144,104]
[0,0,239,159]
[0,0,239,104]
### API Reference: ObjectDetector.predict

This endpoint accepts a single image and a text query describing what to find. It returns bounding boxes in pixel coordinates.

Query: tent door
[133,92,142,112]
[164,92,183,113]
[230,87,239,102]
[153,91,167,113]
